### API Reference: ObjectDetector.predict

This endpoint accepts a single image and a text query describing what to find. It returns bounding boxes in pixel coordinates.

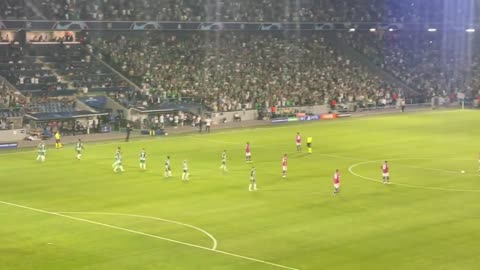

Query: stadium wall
[0,129,27,143]
[210,105,328,123]
[211,110,258,123]
[290,105,329,115]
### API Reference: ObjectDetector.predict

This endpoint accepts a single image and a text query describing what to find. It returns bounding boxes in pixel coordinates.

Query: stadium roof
[25,110,108,121]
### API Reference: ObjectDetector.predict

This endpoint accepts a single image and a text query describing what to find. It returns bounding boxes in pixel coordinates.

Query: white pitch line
[348,160,480,193]
[398,165,462,175]
[0,200,300,270]
[56,211,217,250]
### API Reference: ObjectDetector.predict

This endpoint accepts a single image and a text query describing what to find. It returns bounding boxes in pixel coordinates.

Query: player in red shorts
[381,160,390,184]
[282,154,288,178]
[333,169,340,195]
[295,132,302,152]
[245,142,251,162]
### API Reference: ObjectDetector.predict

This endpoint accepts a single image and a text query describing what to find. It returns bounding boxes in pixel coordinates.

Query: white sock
[254,184,257,190]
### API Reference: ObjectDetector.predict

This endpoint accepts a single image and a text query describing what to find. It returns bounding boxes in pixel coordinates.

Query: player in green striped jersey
[249,166,257,191]
[75,139,84,160]
[164,156,172,177]
[36,142,47,162]
[182,160,189,181]
[113,147,124,172]
[139,149,147,170]
[220,150,228,171]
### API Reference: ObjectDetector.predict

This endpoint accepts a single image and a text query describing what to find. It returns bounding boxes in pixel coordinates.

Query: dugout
[25,110,110,136]
[128,102,207,132]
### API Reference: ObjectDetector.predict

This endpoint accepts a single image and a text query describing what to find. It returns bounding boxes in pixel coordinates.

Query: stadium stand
[0,43,126,133]
[0,0,30,19]
[0,0,459,23]
[343,31,480,99]
[0,0,478,136]
[93,32,405,113]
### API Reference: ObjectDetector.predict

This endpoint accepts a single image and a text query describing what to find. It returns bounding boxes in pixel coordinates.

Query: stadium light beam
[466,28,475,33]
[369,28,376,32]
[388,28,395,32]
[427,28,437,32]
[348,28,356,32]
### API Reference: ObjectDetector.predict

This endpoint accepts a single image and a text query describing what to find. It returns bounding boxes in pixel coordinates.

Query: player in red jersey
[333,169,340,195]
[381,160,390,184]
[245,142,251,162]
[282,154,288,177]
[295,132,302,152]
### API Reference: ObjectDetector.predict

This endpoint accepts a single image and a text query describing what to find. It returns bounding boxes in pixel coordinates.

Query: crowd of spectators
[0,0,30,19]
[0,81,15,109]
[0,79,25,130]
[0,47,82,115]
[0,80,26,109]
[2,1,479,116]
[343,30,480,98]
[94,32,400,112]
[26,95,76,114]
[2,0,471,23]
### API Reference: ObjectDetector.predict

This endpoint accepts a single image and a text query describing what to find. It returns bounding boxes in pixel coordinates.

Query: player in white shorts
[182,160,189,181]
[295,132,302,152]
[249,167,257,191]
[220,150,228,171]
[333,169,340,195]
[245,142,251,162]
[381,160,390,184]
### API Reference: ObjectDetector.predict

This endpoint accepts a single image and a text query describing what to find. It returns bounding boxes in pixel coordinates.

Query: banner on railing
[299,115,320,121]
[272,114,321,123]
[0,20,408,31]
[0,142,18,149]
[320,113,338,120]
[272,117,289,123]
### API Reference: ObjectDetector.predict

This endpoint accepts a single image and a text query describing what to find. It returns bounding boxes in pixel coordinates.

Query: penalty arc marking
[348,159,480,193]
[56,211,217,250]
[0,199,300,270]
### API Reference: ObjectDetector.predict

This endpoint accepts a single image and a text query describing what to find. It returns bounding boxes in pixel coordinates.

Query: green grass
[1,110,480,270]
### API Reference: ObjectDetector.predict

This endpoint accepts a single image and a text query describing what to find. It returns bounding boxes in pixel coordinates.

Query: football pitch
[1,110,480,270]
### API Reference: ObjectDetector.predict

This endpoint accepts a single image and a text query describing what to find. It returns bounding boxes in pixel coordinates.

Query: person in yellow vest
[307,137,313,154]
[55,131,62,148]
